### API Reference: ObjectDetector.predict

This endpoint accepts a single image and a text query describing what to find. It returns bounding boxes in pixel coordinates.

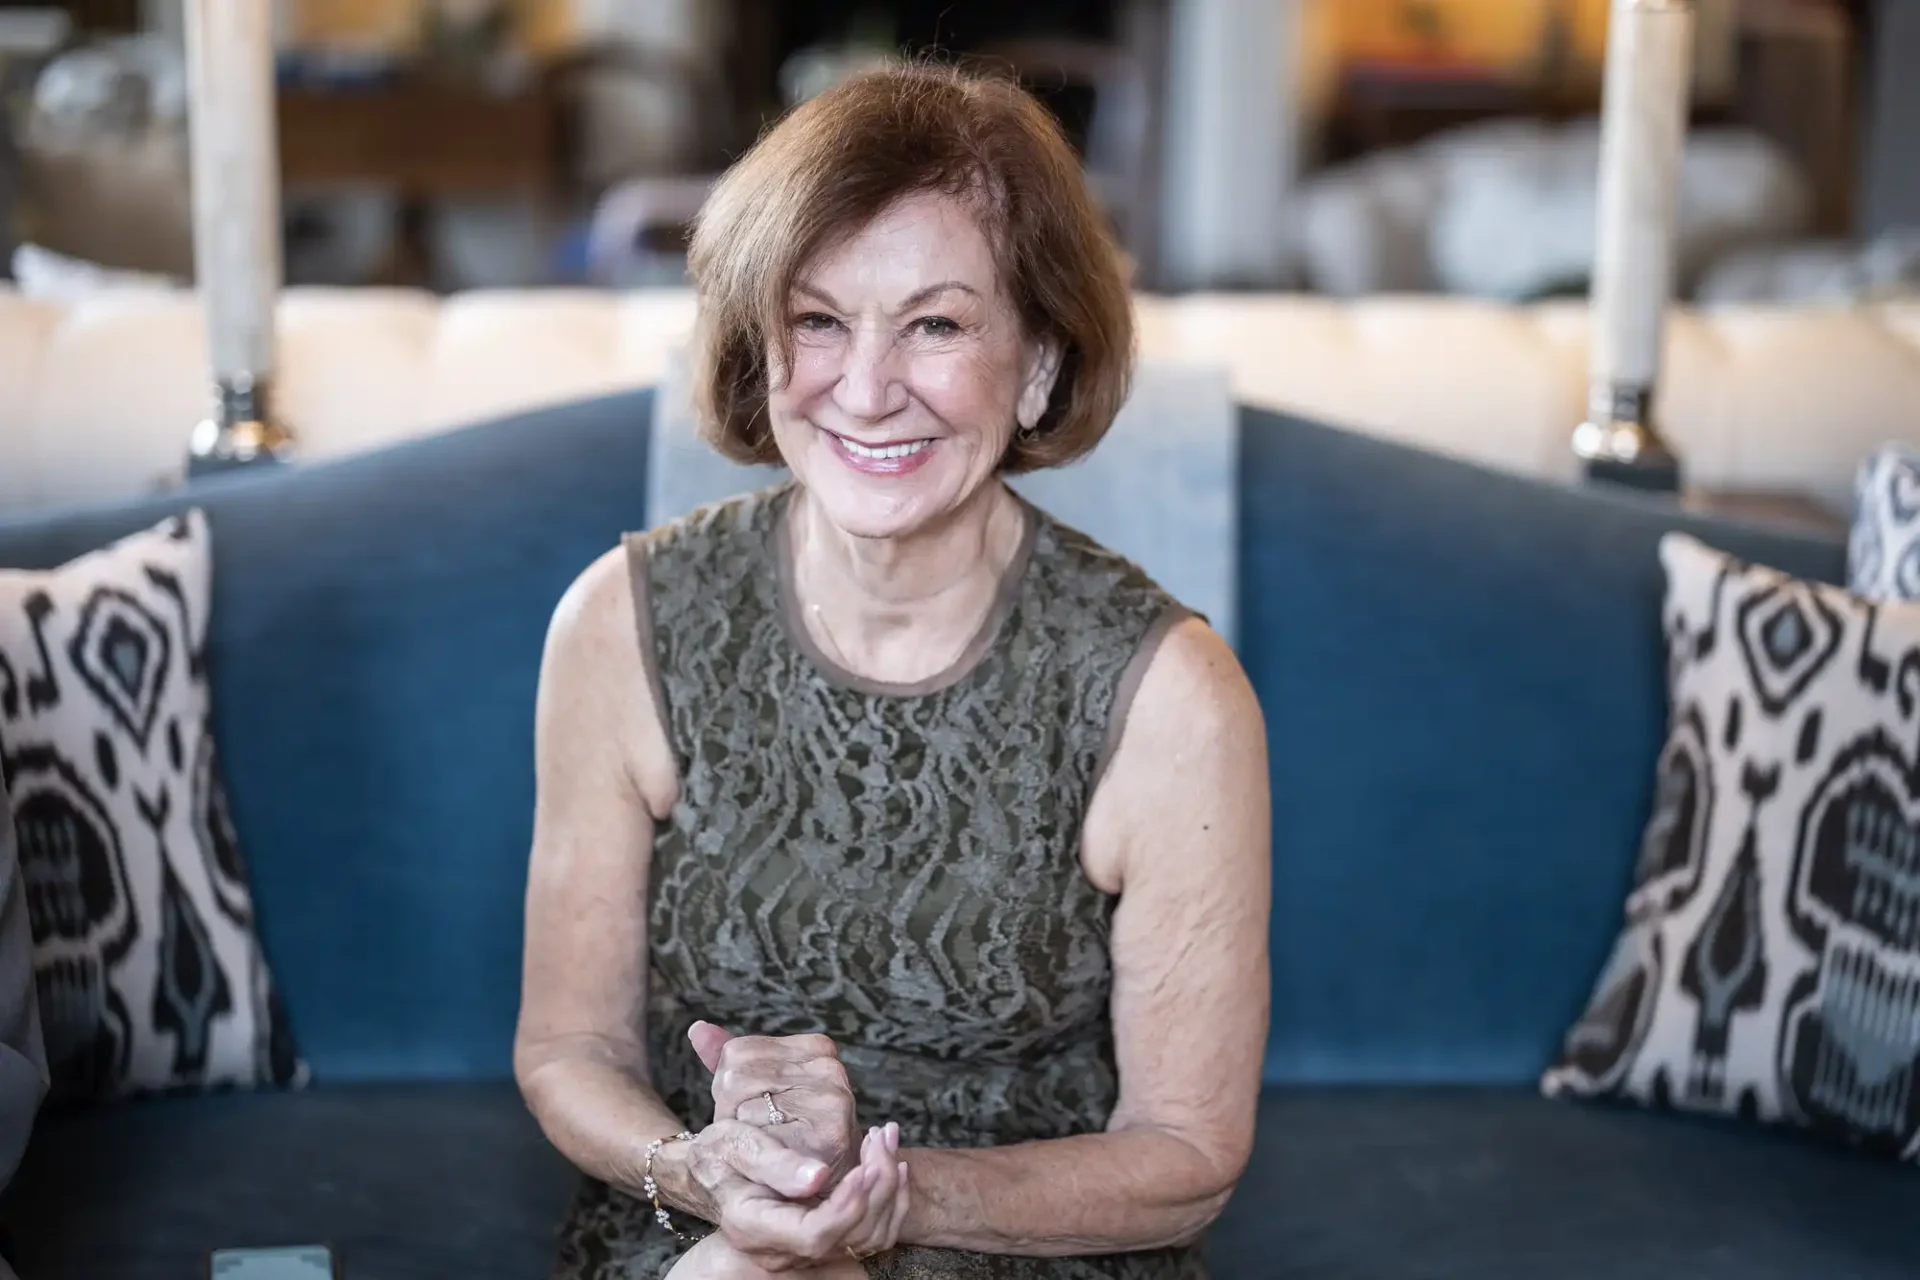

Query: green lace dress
[552,482,1206,1279]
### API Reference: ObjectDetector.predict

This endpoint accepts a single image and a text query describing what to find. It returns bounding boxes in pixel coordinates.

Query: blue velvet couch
[0,391,1914,1279]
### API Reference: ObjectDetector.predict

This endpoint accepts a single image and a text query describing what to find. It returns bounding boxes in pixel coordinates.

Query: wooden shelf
[277,75,558,199]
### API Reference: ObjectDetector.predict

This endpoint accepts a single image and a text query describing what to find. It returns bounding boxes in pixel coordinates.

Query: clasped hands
[666,1020,910,1271]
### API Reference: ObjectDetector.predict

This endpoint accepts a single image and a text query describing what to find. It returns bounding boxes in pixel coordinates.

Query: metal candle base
[1572,381,1682,493]
[187,374,294,477]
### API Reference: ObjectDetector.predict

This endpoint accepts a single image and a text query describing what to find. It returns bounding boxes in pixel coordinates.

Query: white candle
[1590,0,1694,405]
[183,0,282,386]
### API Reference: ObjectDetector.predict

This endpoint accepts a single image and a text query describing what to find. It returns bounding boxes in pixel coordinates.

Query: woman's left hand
[837,1122,911,1262]
[690,1021,862,1182]
[688,1119,911,1272]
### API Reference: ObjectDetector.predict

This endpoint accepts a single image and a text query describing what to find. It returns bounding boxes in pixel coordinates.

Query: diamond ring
[763,1090,787,1125]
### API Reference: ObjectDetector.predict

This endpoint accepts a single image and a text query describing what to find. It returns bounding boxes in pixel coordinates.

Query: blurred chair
[581,171,713,288]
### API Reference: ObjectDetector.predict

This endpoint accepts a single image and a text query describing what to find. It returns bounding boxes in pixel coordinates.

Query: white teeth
[841,437,930,460]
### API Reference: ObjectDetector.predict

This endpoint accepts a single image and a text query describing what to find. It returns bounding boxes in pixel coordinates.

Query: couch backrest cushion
[0,391,656,1082]
[1238,406,1847,1084]
[9,287,1920,522]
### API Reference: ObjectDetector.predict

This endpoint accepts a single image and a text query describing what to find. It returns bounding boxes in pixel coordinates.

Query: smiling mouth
[833,435,933,460]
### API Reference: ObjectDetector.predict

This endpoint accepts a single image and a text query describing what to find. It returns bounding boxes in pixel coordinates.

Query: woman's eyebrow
[896,281,980,311]
[794,283,847,311]
[792,281,981,315]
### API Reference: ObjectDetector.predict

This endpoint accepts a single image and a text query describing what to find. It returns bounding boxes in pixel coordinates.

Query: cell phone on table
[207,1244,340,1279]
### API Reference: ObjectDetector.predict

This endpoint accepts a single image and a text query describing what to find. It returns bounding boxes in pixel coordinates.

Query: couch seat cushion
[0,1082,577,1279]
[1209,1088,1920,1279]
[5,1084,1915,1278]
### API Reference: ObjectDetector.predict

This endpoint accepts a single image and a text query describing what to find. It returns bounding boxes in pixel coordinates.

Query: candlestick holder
[1572,380,1682,492]
[1576,0,1692,495]
[187,373,295,478]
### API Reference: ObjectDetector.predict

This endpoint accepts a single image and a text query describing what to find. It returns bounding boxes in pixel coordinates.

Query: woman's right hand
[690,1022,862,1182]
[661,1119,910,1271]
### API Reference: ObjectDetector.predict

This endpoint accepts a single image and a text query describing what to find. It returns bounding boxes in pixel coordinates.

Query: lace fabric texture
[554,483,1202,1279]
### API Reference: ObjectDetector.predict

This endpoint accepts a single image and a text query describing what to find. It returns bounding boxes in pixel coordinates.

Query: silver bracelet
[643,1130,702,1243]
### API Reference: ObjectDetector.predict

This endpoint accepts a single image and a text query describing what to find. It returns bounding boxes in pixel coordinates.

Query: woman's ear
[1016,336,1064,431]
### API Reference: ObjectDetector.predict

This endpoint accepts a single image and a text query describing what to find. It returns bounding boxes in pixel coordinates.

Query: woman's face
[767,191,1060,541]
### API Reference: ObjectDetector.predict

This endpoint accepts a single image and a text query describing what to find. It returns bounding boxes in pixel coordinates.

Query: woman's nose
[833,325,905,421]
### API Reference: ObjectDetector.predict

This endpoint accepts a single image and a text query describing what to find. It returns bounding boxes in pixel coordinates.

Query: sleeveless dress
[552,481,1206,1279]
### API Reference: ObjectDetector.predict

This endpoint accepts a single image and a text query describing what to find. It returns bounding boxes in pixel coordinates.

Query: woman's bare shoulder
[540,541,677,817]
[1083,614,1268,892]
[1131,615,1265,758]
[549,543,636,639]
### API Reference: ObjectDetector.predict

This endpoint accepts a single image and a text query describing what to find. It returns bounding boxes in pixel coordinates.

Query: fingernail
[887,1122,900,1151]
[798,1160,826,1182]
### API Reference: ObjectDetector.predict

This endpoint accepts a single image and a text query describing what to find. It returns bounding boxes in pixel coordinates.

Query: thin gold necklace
[800,495,1017,681]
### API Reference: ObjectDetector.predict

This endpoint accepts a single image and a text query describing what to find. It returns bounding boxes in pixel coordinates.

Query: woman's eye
[793,312,840,332]
[913,316,961,337]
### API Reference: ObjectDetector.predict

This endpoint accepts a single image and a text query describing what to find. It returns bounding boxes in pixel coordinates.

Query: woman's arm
[897,617,1272,1254]
[515,548,831,1222]
[514,546,697,1200]
[515,548,910,1266]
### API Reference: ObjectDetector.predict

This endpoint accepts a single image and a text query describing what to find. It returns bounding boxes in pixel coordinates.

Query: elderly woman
[516,64,1270,1279]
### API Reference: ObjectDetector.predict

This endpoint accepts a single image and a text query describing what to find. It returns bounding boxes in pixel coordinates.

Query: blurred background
[0,0,1909,304]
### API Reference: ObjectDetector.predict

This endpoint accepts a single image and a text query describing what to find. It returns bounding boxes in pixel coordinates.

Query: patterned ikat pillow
[0,510,305,1104]
[1850,443,1920,602]
[1544,532,1919,1163]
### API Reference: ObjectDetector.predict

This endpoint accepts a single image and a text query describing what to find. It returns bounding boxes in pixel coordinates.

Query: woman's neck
[788,481,1025,686]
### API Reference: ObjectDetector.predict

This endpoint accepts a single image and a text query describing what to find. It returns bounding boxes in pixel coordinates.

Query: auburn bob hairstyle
[685,62,1135,474]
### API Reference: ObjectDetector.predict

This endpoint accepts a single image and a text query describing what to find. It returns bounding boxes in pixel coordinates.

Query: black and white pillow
[1544,532,1920,1163]
[1850,443,1920,601]
[0,511,304,1105]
